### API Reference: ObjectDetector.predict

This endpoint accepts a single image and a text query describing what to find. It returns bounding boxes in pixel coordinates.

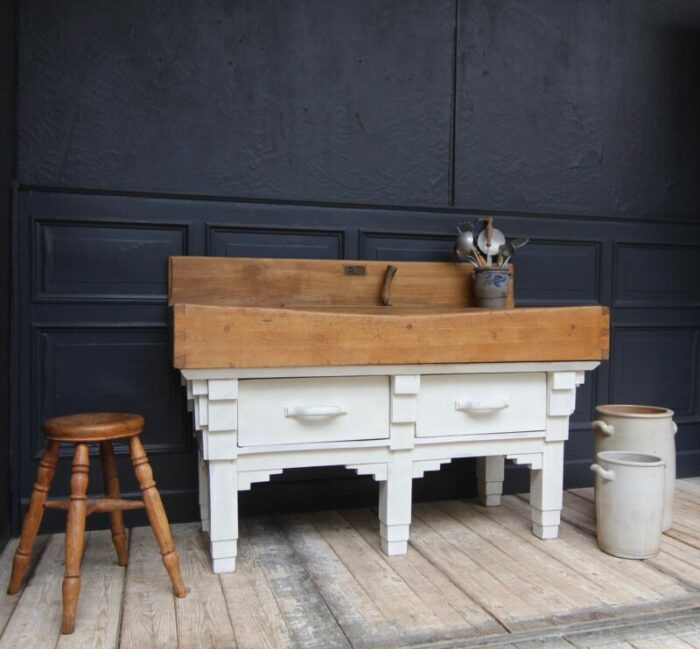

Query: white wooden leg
[197,453,210,534]
[208,459,238,573]
[378,451,412,556]
[477,455,504,507]
[530,442,564,539]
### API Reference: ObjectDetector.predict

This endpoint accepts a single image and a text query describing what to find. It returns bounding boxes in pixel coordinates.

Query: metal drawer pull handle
[455,400,509,412]
[285,405,347,418]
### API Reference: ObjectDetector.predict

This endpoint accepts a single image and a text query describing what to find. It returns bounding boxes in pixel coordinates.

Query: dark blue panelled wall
[8,1,700,532]
[0,0,16,549]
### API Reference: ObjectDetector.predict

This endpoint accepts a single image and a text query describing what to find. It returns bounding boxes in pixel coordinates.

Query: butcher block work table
[170,256,609,572]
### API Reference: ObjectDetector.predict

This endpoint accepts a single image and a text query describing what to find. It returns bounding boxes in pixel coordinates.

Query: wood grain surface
[170,256,609,369]
[173,302,609,369]
[4,481,700,648]
[169,256,511,308]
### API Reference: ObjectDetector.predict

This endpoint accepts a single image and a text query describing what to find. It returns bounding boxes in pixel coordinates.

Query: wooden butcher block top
[169,256,610,369]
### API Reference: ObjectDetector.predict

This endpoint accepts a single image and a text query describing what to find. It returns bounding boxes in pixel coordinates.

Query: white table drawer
[417,373,546,437]
[238,376,390,447]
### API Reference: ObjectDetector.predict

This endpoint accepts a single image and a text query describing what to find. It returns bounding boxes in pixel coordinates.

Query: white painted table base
[182,361,598,573]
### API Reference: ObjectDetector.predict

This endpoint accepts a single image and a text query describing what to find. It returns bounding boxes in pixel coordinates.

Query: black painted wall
[0,0,17,550]
[10,1,700,532]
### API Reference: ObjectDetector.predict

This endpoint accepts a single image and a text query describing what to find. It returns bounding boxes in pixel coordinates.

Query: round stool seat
[42,413,144,442]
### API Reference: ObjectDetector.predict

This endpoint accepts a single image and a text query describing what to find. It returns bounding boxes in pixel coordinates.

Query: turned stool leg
[7,440,60,594]
[61,443,89,635]
[99,441,129,566]
[128,436,186,597]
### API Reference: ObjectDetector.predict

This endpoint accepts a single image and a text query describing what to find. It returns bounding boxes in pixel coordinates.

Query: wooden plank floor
[2,480,700,648]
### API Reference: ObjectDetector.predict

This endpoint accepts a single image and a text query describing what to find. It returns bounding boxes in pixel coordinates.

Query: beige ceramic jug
[592,404,677,531]
[591,451,665,559]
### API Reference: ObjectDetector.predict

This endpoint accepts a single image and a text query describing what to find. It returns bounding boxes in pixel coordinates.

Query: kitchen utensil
[470,218,490,262]
[477,228,505,265]
[454,223,487,266]
[500,237,530,267]
[485,219,495,266]
[485,217,494,246]
[473,217,488,238]
[454,229,476,260]
[456,220,477,234]
[500,242,514,267]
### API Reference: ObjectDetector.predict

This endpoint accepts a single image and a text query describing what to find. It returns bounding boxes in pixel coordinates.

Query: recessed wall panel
[614,244,700,307]
[34,326,187,457]
[515,241,599,305]
[360,232,454,261]
[611,327,699,418]
[35,221,186,302]
[208,226,343,259]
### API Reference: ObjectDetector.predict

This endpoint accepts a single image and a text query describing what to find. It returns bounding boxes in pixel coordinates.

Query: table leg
[197,453,210,534]
[208,459,238,573]
[530,441,564,539]
[477,455,504,507]
[378,451,412,556]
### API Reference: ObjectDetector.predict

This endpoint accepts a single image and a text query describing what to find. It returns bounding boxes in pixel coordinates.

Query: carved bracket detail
[185,378,239,433]
[506,453,543,470]
[346,463,388,482]
[412,458,452,479]
[238,469,284,491]
[547,371,581,417]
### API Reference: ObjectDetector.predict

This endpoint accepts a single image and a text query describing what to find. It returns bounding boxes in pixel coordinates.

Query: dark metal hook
[381,265,397,306]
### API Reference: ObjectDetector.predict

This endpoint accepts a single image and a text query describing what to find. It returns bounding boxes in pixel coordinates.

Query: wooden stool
[6,413,187,634]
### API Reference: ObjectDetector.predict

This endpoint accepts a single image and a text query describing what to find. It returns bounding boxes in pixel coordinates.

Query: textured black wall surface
[18,0,700,217]
[455,1,700,218]
[0,0,16,549]
[11,1,700,531]
[19,0,454,205]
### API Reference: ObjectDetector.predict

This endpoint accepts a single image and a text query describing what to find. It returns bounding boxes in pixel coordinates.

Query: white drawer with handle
[238,376,390,447]
[417,373,546,437]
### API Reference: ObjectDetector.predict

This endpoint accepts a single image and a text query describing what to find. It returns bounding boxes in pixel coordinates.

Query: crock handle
[590,463,615,481]
[672,421,678,435]
[591,420,615,436]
